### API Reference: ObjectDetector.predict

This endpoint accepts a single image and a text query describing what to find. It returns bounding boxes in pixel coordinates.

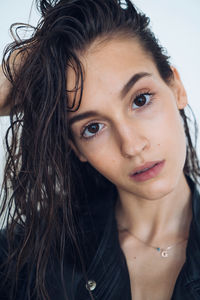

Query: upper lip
[131,160,163,175]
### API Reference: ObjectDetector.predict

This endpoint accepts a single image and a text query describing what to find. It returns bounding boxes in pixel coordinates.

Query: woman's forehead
[67,38,156,85]
[66,38,159,110]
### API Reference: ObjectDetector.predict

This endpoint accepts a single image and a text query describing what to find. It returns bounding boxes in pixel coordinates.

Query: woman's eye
[80,93,153,140]
[82,123,104,138]
[132,93,152,109]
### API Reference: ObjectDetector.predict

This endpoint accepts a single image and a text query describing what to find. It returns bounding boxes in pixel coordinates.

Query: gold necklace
[126,229,188,258]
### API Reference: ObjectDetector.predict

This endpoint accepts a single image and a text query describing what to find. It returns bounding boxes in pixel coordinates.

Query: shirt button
[86,280,96,291]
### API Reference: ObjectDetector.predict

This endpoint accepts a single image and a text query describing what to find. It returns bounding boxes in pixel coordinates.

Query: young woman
[0,0,200,299]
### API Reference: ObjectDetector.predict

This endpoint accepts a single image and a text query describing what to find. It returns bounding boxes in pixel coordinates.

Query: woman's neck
[115,173,192,244]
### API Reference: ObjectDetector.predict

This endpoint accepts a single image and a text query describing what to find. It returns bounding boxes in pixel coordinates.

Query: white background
[0,0,200,186]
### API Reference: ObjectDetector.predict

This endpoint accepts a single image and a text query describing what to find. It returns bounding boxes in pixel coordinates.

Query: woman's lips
[132,160,163,175]
[129,160,165,182]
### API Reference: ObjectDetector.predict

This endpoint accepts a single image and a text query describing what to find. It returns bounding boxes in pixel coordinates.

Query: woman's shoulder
[0,225,77,299]
[0,184,118,300]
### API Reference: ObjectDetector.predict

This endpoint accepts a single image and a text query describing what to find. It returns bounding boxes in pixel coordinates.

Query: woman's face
[68,38,188,201]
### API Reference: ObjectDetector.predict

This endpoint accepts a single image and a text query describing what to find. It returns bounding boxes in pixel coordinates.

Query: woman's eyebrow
[120,71,152,99]
[69,71,152,126]
[69,111,100,126]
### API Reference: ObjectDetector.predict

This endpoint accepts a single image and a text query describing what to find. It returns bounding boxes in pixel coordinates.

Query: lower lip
[130,160,165,182]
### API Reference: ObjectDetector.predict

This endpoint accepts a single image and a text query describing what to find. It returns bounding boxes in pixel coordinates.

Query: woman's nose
[116,122,149,158]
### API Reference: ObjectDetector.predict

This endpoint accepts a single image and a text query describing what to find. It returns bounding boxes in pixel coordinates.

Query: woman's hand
[0,49,24,116]
[0,65,11,116]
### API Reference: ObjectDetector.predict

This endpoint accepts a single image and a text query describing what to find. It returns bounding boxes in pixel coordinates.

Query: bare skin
[116,173,192,300]
[118,230,189,300]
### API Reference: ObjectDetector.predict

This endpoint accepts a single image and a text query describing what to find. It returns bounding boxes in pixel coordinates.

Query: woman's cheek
[78,128,113,160]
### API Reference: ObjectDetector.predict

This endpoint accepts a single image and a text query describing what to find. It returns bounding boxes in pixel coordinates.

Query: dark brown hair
[1,0,200,299]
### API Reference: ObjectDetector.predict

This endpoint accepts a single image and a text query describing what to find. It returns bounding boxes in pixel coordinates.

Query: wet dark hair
[1,0,200,299]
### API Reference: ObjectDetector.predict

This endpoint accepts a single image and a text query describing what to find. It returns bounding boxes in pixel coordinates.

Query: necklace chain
[126,229,188,258]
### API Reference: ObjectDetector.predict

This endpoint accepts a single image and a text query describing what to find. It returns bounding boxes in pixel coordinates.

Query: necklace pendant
[161,250,169,258]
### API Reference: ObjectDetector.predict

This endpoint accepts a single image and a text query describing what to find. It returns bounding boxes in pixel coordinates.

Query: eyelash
[80,91,155,140]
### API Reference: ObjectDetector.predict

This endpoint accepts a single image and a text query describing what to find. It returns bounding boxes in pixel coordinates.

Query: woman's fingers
[0,66,12,116]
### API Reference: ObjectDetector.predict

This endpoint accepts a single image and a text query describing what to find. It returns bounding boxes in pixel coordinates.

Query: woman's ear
[170,66,188,110]
[68,140,88,162]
